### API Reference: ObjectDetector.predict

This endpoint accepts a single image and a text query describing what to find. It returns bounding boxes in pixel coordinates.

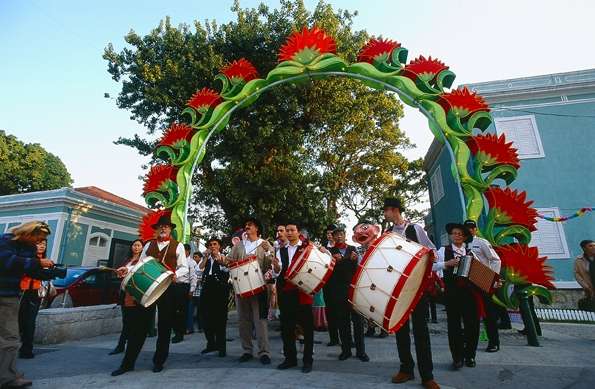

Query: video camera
[33,264,67,281]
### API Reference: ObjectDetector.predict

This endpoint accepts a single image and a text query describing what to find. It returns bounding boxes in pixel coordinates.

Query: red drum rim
[287,244,336,295]
[310,254,336,294]
[348,232,433,334]
[286,244,311,280]
[236,284,266,298]
[228,255,258,269]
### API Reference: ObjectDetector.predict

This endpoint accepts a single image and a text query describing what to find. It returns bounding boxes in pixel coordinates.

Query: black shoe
[171,336,183,344]
[238,353,253,363]
[218,350,226,357]
[201,347,217,354]
[152,364,164,373]
[377,331,388,338]
[327,341,339,347]
[465,358,476,367]
[260,355,271,365]
[452,360,464,370]
[108,347,124,355]
[486,345,500,353]
[18,352,34,359]
[338,351,352,361]
[302,363,312,373]
[277,360,298,370]
[518,328,528,335]
[498,324,512,330]
[364,329,375,337]
[111,367,132,376]
[356,353,369,362]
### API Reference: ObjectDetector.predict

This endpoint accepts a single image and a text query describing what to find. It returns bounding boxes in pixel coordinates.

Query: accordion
[454,255,499,294]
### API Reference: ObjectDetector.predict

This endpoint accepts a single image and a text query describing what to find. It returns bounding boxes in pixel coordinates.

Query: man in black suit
[198,238,230,357]
[328,227,369,362]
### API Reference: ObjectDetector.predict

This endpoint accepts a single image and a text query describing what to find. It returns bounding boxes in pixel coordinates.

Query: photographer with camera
[1,221,53,388]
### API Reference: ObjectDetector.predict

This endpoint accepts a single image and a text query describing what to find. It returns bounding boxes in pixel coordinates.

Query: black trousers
[173,283,190,338]
[153,285,176,366]
[323,285,339,344]
[200,279,228,352]
[278,290,313,364]
[445,286,479,362]
[192,296,203,331]
[337,301,365,355]
[18,290,41,355]
[119,305,154,370]
[483,294,500,347]
[395,296,433,381]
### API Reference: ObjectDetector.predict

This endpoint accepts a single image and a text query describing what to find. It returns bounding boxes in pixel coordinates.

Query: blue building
[424,68,595,288]
[0,187,148,268]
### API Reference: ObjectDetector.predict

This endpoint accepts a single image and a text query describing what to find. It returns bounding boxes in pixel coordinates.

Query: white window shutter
[530,208,570,259]
[430,166,444,205]
[494,115,545,159]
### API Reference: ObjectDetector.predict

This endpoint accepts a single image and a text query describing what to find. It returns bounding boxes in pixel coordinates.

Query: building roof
[466,68,595,103]
[74,187,149,214]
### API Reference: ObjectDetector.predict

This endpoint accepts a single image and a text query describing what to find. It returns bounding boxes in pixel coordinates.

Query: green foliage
[104,0,427,239]
[0,130,73,195]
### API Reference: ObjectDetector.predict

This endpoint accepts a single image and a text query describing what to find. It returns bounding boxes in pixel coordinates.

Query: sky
[2,0,595,214]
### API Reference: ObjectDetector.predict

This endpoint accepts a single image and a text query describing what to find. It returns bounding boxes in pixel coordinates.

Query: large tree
[0,130,73,195]
[103,0,427,239]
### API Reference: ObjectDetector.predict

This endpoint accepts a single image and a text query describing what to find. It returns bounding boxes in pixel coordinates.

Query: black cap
[326,224,338,232]
[383,197,402,210]
[151,215,176,229]
[463,219,477,228]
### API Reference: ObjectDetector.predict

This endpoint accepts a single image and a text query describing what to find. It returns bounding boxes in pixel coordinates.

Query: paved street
[19,309,595,389]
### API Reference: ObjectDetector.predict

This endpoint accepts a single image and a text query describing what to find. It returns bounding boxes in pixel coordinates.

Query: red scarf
[334,242,347,250]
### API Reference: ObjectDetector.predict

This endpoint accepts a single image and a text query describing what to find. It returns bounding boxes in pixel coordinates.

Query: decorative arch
[137,27,554,307]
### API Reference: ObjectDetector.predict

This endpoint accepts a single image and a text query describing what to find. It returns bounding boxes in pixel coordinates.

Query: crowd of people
[0,198,593,389]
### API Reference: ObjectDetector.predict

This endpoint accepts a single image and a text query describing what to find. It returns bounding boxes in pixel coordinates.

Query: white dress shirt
[242,237,263,256]
[140,240,189,278]
[435,243,467,272]
[205,254,229,275]
[469,236,501,273]
[273,240,302,278]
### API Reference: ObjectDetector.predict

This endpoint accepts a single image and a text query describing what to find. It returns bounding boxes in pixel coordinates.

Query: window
[494,115,545,159]
[89,236,108,247]
[84,232,111,266]
[430,166,445,205]
[530,208,570,259]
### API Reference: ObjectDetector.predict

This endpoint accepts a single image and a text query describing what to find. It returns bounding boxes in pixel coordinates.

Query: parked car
[47,266,121,308]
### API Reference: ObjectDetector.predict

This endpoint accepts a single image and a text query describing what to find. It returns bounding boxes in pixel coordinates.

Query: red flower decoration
[158,123,194,147]
[357,38,401,64]
[485,187,538,231]
[495,244,555,289]
[187,87,221,110]
[278,26,336,63]
[139,210,170,241]
[221,58,258,83]
[438,87,490,117]
[402,55,449,81]
[143,165,178,194]
[467,133,520,169]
